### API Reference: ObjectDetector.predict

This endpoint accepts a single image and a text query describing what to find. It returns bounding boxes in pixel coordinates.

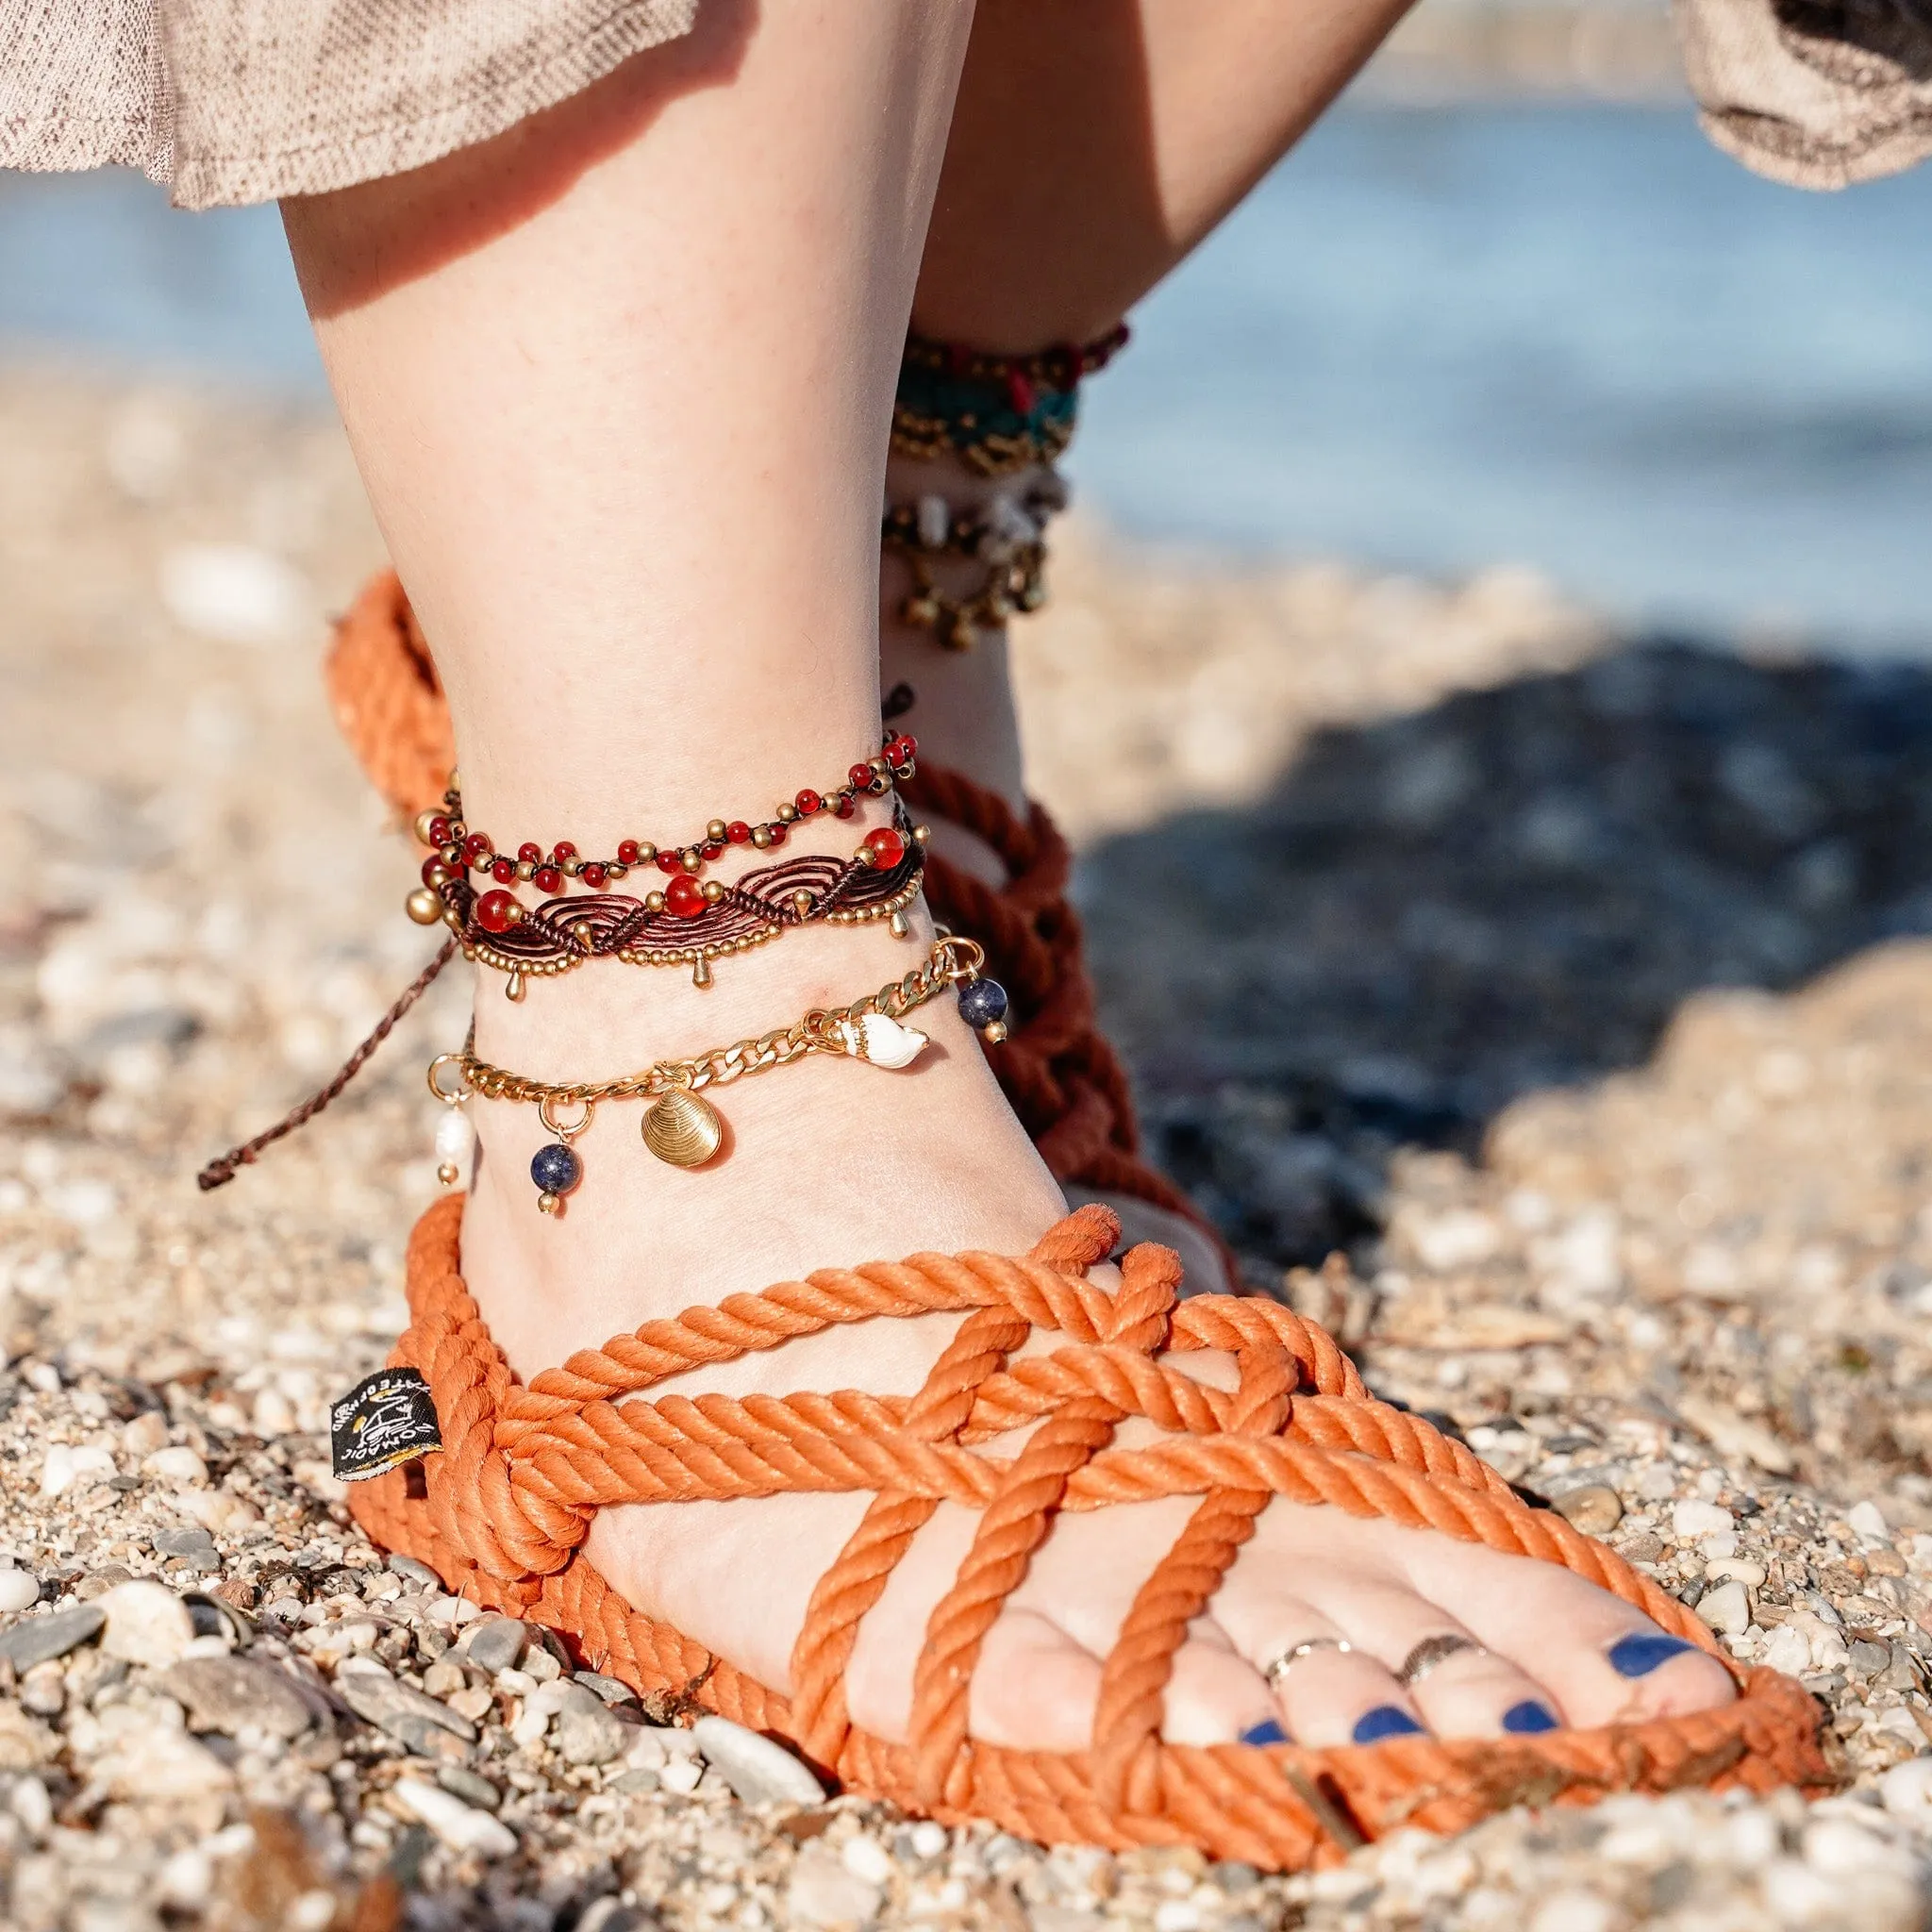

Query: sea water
[4,103,1928,643]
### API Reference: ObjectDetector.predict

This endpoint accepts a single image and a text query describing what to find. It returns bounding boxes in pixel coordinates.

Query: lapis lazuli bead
[530,1142,582,1196]
[957,977,1009,1031]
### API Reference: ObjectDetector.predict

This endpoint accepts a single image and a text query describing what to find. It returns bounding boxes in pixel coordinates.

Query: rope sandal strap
[349,1195,1830,1865]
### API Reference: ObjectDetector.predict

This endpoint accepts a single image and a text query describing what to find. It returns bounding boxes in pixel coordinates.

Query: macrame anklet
[404,735,920,933]
[884,474,1069,651]
[891,325,1128,475]
[428,935,1011,1208]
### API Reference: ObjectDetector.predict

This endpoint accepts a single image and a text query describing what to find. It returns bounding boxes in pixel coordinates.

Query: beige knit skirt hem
[0,0,699,210]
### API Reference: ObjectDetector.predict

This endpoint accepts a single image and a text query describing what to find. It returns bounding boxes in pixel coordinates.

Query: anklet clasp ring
[538,1093,595,1141]
[426,1053,470,1104]
[1262,1637,1353,1694]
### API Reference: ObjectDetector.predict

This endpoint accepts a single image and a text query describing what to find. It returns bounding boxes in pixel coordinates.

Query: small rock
[1617,1531,1665,1564]
[556,1685,631,1767]
[99,1579,196,1667]
[40,1442,115,1497]
[98,1729,235,1801]
[1849,1501,1889,1541]
[658,1756,705,1794]
[0,1603,106,1671]
[574,1671,636,1707]
[1551,1485,1623,1535]
[163,1657,317,1740]
[436,1764,502,1810]
[122,1410,169,1457]
[1848,1639,1892,1676]
[1698,1580,1751,1636]
[841,1835,893,1888]
[0,1570,42,1614]
[578,1901,654,1932]
[1878,1757,1932,1820]
[389,1555,441,1590]
[144,1444,209,1486]
[1761,1624,1812,1676]
[459,1616,526,1675]
[336,1669,477,1745]
[1671,1499,1734,1541]
[908,1821,948,1860]
[691,1714,828,1806]
[174,1489,262,1537]
[391,1775,518,1858]
[1704,1557,1767,1589]
[786,1844,882,1930]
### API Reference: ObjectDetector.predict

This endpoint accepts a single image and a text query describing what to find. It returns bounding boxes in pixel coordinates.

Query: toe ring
[1262,1637,1353,1694]
[1395,1633,1485,1687]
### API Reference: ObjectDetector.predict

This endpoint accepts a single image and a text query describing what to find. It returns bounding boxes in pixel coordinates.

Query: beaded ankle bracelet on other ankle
[427,934,1009,1208]
[883,474,1069,651]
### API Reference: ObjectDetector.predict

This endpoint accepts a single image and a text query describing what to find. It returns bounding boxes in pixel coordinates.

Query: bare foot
[458,833,1735,1754]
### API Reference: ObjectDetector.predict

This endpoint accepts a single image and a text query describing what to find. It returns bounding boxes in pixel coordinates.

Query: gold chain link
[440,935,984,1111]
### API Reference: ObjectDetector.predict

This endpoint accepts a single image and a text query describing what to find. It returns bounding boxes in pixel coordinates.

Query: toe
[1208,1594,1428,1748]
[965,1607,1103,1751]
[1156,1627,1279,1745]
[1392,1528,1737,1729]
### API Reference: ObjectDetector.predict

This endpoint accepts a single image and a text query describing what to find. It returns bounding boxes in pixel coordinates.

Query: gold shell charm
[641,1088,724,1168]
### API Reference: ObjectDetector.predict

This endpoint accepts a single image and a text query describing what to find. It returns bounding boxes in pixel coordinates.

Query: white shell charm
[838,1012,928,1069]
[434,1105,475,1188]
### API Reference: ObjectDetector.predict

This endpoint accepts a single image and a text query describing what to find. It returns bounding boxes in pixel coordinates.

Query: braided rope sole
[348,1195,1828,1865]
[324,569,1231,1265]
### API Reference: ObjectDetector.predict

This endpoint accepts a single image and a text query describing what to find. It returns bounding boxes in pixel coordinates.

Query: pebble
[391,1775,519,1859]
[0,1568,41,1613]
[555,1684,631,1766]
[98,1579,196,1667]
[1670,1499,1734,1541]
[1704,1557,1766,1588]
[1762,1624,1812,1676]
[40,1442,115,1497]
[691,1714,829,1806]
[459,1614,526,1675]
[1551,1484,1623,1535]
[436,1764,502,1810]
[574,1671,636,1707]
[1877,1757,1932,1820]
[1697,1578,1750,1636]
[98,1729,235,1801]
[0,1603,106,1671]
[335,1668,477,1746]
[1848,1501,1889,1541]
[162,1656,317,1740]
[389,1555,441,1591]
[143,1444,209,1485]
[786,1843,883,1930]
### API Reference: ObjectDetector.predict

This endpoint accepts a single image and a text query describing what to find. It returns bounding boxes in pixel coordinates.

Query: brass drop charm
[641,1087,724,1168]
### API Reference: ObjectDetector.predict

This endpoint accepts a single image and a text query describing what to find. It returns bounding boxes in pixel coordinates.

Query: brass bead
[412,808,442,847]
[537,1191,561,1216]
[646,891,666,912]
[516,859,535,880]
[607,861,628,881]
[751,826,773,849]
[437,1161,460,1187]
[406,887,444,925]
[638,842,657,863]
[982,1020,1009,1044]
[706,820,727,841]
[682,849,702,873]
[702,880,725,903]
[777,803,798,823]
[912,824,931,844]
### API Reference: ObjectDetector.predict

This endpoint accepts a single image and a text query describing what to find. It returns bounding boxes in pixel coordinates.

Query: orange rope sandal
[325,570,1235,1282]
[348,1193,1827,1864]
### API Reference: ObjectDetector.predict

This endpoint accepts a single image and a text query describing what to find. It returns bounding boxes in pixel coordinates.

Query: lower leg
[287,15,1730,1756]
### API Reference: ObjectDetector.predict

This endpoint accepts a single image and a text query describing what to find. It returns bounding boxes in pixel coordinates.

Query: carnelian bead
[702,840,724,860]
[491,858,516,884]
[553,841,577,862]
[427,815,452,845]
[656,851,683,876]
[476,890,520,934]
[617,840,641,864]
[517,841,541,865]
[726,821,752,844]
[795,790,823,817]
[534,866,562,893]
[864,826,906,868]
[421,856,450,887]
[834,795,855,819]
[1006,370,1036,415]
[849,764,874,790]
[463,833,492,863]
[664,874,706,920]
[582,862,608,887]
[766,822,786,846]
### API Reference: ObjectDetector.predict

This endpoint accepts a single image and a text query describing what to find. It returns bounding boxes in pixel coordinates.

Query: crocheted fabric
[348,1197,1828,1864]
[323,569,1232,1273]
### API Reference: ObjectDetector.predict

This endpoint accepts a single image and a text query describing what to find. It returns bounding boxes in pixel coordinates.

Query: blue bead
[530,1142,582,1195]
[1352,1706,1425,1744]
[957,978,1009,1030]
[1502,1700,1560,1734]
[1239,1718,1288,1747]
[1607,1634,1695,1679]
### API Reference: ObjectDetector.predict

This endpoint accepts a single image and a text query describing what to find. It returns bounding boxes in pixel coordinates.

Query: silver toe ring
[1262,1637,1353,1694]
[1395,1633,1486,1687]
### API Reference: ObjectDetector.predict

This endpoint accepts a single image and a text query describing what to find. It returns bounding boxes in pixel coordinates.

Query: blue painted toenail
[1240,1718,1288,1747]
[1607,1634,1696,1679]
[1352,1706,1425,1744]
[1502,1700,1559,1734]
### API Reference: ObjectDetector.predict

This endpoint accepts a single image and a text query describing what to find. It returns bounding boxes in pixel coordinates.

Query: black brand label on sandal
[330,1368,442,1482]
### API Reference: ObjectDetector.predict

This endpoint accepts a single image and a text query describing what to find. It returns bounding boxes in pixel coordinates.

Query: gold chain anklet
[427,935,1008,1209]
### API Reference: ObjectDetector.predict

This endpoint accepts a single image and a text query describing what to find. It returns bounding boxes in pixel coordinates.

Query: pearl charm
[434,1107,475,1188]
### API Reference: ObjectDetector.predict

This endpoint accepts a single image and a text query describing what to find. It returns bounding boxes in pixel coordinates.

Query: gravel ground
[3,370,1931,1930]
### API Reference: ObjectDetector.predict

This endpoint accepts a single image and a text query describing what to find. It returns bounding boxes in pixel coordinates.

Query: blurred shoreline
[1360,0,1688,102]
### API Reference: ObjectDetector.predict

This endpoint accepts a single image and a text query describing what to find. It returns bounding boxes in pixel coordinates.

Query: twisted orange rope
[349,1195,1829,1865]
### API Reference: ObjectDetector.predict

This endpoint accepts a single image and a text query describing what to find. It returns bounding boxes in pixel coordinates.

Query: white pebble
[1699,1532,1740,1559]
[1878,1757,1932,1820]
[1761,1624,1812,1677]
[99,1578,195,1667]
[1672,1499,1734,1541]
[391,1776,518,1858]
[144,1445,209,1486]
[1528,1891,1614,1932]
[658,1757,705,1794]
[0,1568,41,1614]
[691,1714,827,1806]
[786,1847,881,1931]
[121,1411,168,1457]
[1848,1501,1889,1542]
[1803,1817,1892,1876]
[1705,1557,1767,1590]
[841,1835,893,1888]
[40,1443,115,1497]
[1699,1579,1751,1636]
[908,1821,948,1859]
[9,1775,52,1835]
